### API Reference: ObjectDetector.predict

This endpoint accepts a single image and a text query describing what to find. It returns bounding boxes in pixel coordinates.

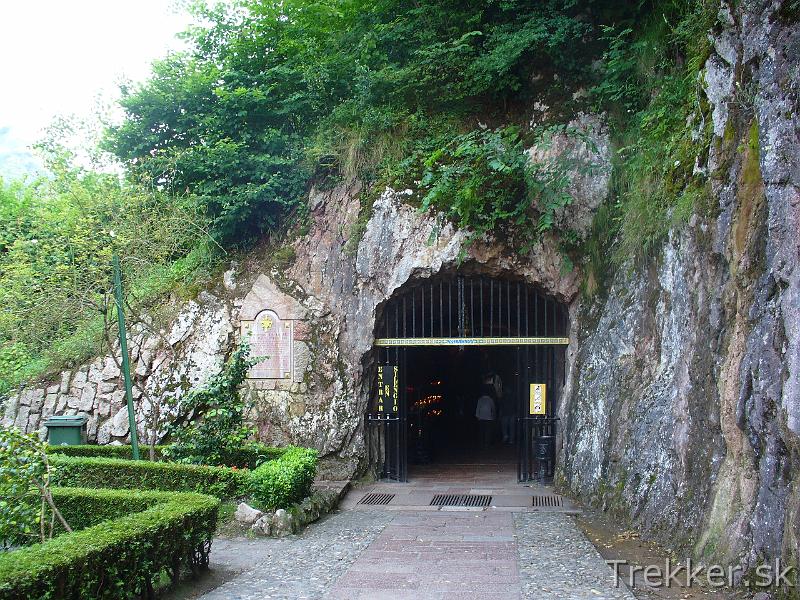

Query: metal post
[113,254,140,460]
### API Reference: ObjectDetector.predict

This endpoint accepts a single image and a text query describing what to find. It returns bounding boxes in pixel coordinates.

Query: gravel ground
[195,510,392,600]
[515,512,636,600]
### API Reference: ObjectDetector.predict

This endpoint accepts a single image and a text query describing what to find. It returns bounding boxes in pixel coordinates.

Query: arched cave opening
[365,271,570,483]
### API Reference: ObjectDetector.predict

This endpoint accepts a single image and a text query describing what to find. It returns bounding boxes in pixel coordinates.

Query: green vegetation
[30,487,166,534]
[250,445,318,510]
[409,124,589,255]
[46,442,286,468]
[49,454,253,499]
[1,0,721,390]
[105,0,596,247]
[0,487,219,600]
[164,341,258,467]
[0,167,214,398]
[46,443,170,461]
[0,428,70,549]
[48,445,317,508]
[589,1,717,266]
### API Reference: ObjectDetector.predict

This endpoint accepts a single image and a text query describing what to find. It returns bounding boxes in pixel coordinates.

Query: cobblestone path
[197,507,634,600]
[196,454,633,599]
[198,510,392,600]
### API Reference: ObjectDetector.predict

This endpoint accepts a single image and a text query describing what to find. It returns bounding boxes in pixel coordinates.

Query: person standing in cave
[484,370,507,443]
[475,383,497,448]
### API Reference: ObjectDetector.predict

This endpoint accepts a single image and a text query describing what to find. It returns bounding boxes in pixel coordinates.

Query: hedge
[0,488,219,600]
[250,446,318,511]
[49,446,319,510]
[47,442,286,469]
[49,455,252,500]
[46,444,168,460]
[41,487,166,534]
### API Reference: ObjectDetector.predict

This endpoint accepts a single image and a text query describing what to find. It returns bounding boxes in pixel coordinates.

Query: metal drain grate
[532,494,564,508]
[430,494,492,507]
[358,493,395,505]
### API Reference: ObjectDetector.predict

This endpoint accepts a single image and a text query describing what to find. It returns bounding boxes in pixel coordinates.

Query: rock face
[1,0,796,578]
[560,0,799,575]
[2,292,233,445]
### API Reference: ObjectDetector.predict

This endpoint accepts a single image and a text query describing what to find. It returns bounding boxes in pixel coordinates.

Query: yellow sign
[377,364,399,414]
[530,383,547,415]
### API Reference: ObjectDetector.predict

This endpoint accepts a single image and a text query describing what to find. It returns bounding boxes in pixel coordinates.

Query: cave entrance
[366,274,569,483]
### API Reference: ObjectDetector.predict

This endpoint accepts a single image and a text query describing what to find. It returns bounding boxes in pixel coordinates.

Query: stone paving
[325,510,521,600]
[516,512,634,600]
[196,457,635,600]
[198,510,392,600]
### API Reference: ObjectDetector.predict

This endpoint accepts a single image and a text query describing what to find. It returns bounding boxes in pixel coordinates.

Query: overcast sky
[0,0,193,178]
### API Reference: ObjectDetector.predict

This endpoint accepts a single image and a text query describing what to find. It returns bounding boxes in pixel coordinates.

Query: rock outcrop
[560,0,799,574]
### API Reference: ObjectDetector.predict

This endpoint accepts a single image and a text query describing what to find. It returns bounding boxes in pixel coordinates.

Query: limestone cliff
[560,0,799,574]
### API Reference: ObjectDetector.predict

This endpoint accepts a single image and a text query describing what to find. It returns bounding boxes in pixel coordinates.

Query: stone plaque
[245,310,294,380]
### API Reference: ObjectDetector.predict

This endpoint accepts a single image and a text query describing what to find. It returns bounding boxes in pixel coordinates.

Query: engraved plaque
[245,310,293,380]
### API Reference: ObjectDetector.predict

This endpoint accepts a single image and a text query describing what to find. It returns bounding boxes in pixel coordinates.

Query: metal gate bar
[370,275,569,484]
[377,276,568,341]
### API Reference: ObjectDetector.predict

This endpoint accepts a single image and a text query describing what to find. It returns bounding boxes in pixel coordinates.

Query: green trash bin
[44,415,89,445]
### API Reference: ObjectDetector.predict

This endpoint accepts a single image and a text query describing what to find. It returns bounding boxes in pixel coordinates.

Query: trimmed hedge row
[251,446,318,510]
[46,444,168,460]
[42,487,165,534]
[47,442,286,469]
[0,487,219,600]
[50,455,252,500]
[48,446,319,509]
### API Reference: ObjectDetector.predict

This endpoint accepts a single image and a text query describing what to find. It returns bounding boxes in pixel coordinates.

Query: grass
[0,241,222,399]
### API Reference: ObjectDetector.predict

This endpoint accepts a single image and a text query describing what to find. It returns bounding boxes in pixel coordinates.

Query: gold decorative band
[374,337,570,347]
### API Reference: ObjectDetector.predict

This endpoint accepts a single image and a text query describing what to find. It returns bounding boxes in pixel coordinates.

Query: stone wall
[2,292,234,446]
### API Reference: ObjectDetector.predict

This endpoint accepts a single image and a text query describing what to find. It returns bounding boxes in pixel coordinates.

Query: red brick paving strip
[324,511,521,600]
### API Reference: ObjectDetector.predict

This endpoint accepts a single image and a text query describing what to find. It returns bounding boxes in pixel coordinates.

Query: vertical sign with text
[377,364,399,414]
[529,383,547,415]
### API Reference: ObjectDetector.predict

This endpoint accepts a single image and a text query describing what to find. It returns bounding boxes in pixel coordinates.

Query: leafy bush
[231,442,287,470]
[49,455,251,500]
[250,446,318,511]
[49,446,315,509]
[47,442,285,469]
[0,487,219,600]
[410,125,589,255]
[164,341,259,467]
[0,426,71,548]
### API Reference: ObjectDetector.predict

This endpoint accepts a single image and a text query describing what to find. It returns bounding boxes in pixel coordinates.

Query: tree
[104,0,597,245]
[0,426,71,548]
[0,163,209,400]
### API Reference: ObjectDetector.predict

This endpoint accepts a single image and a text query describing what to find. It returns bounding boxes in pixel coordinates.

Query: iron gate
[365,345,408,482]
[366,275,568,482]
[516,345,560,482]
